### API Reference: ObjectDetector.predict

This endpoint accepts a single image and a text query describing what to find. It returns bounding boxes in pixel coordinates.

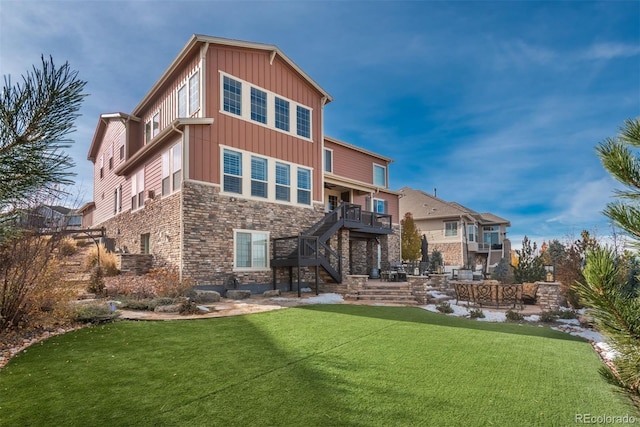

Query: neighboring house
[398,187,510,271]
[83,34,400,292]
[18,205,82,231]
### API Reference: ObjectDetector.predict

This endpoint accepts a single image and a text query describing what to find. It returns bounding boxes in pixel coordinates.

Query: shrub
[118,297,176,311]
[87,266,105,295]
[505,310,524,322]
[148,268,193,298]
[58,237,78,256]
[436,301,454,314]
[74,303,120,323]
[468,308,485,319]
[555,309,578,319]
[539,311,557,323]
[0,233,76,332]
[84,243,118,276]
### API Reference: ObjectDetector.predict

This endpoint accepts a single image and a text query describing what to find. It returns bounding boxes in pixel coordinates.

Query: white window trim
[162,141,183,197]
[233,229,270,271]
[131,169,145,212]
[219,145,314,208]
[444,221,458,237]
[324,148,333,173]
[373,163,386,187]
[219,71,313,142]
[373,198,387,214]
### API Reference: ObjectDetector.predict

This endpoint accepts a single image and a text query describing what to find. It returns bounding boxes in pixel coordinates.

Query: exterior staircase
[352,281,418,305]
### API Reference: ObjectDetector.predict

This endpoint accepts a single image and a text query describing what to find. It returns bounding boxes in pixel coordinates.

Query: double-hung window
[445,221,458,237]
[189,72,199,115]
[250,87,267,124]
[177,85,187,117]
[468,225,477,242]
[114,185,122,215]
[251,156,268,198]
[162,143,182,196]
[234,230,269,269]
[297,167,311,205]
[99,155,104,179]
[275,97,290,131]
[223,149,242,194]
[373,164,386,187]
[324,148,333,173]
[223,76,242,116]
[373,198,387,214]
[131,169,145,211]
[296,106,311,138]
[275,162,290,202]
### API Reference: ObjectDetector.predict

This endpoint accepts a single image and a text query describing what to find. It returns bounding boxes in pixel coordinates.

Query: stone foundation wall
[97,192,181,270]
[182,181,325,287]
[431,242,463,266]
[116,254,153,275]
[536,281,561,310]
[408,276,429,304]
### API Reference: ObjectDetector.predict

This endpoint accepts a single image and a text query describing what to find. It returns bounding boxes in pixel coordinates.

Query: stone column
[338,229,350,276]
[536,281,561,311]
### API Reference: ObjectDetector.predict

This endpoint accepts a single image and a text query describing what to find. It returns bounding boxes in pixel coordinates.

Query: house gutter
[172,122,185,283]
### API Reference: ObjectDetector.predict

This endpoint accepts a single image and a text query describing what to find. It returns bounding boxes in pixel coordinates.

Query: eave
[324,173,401,195]
[132,34,333,118]
[87,112,139,162]
[324,136,394,164]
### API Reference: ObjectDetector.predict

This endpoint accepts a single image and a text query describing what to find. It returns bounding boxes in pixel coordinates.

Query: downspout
[200,42,209,117]
[320,96,327,207]
[172,122,185,282]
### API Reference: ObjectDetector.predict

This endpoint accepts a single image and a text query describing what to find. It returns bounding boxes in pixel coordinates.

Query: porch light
[544,265,555,282]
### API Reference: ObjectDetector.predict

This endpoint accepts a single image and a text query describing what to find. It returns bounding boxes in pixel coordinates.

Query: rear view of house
[82,35,400,293]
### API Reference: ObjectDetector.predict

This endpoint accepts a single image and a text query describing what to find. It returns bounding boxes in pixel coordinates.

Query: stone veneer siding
[181,181,326,287]
[97,191,181,270]
[431,242,463,266]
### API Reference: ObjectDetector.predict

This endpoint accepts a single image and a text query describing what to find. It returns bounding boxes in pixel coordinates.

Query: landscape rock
[226,289,251,300]
[154,304,181,313]
[263,289,281,298]
[195,290,221,303]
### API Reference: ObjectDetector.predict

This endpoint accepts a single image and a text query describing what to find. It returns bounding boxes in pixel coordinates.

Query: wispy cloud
[581,42,640,60]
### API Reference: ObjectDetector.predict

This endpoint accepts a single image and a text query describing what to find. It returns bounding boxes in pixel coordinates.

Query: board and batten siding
[190,45,324,200]
[131,52,201,159]
[325,139,389,188]
[93,120,128,226]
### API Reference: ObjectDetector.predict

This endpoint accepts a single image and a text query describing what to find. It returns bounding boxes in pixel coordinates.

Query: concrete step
[356,294,418,302]
[364,282,411,290]
[356,296,418,305]
[357,289,414,296]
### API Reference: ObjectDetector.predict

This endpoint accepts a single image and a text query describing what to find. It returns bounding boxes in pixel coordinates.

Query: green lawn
[0,305,636,426]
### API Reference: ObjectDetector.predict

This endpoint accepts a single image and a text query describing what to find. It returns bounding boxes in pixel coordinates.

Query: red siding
[200,45,324,200]
[325,140,389,187]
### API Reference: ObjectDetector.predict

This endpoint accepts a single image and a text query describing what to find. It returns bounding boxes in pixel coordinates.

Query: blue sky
[1,1,639,249]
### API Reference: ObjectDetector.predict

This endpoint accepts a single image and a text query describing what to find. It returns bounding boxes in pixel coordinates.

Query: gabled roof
[324,136,393,164]
[398,186,510,226]
[132,34,333,118]
[87,113,138,162]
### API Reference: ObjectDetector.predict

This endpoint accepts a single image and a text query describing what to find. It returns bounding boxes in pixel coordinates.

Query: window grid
[445,221,458,237]
[275,162,290,202]
[235,231,268,269]
[275,97,290,131]
[296,106,311,138]
[223,76,242,116]
[189,72,199,115]
[297,168,311,205]
[250,87,267,124]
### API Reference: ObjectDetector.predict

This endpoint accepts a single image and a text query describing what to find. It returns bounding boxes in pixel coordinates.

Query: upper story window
[373,198,387,214]
[220,72,312,141]
[131,169,145,211]
[275,97,290,131]
[162,142,182,196]
[468,224,478,242]
[275,162,290,202]
[119,133,125,160]
[178,85,187,117]
[297,167,311,205]
[114,185,122,215]
[251,156,268,198]
[223,149,242,194]
[189,72,199,115]
[144,112,160,144]
[99,155,104,179]
[220,146,312,207]
[251,88,267,124]
[296,106,311,138]
[108,144,113,170]
[373,164,386,187]
[223,76,242,116]
[445,221,458,237]
[324,148,333,173]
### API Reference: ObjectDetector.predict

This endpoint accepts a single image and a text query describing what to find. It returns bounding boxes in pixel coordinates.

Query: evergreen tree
[401,212,421,261]
[512,236,545,283]
[0,56,86,235]
[576,118,640,404]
